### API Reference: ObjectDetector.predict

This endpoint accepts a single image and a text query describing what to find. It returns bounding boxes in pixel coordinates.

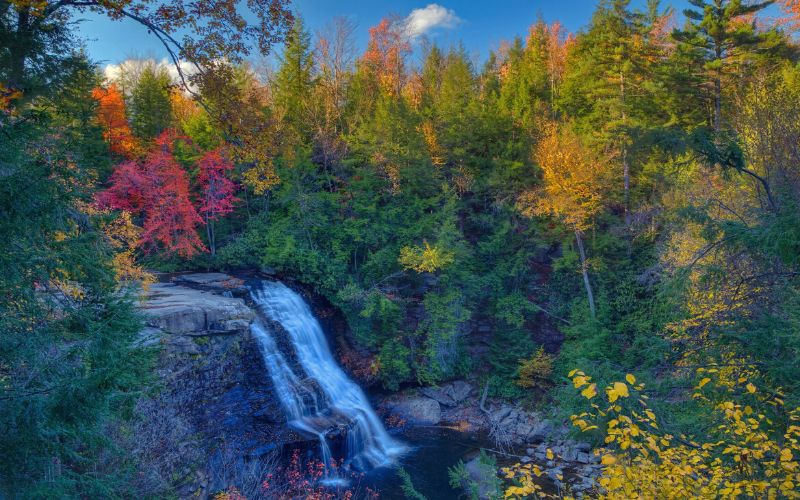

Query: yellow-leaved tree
[503,369,800,499]
[398,240,454,273]
[517,123,611,317]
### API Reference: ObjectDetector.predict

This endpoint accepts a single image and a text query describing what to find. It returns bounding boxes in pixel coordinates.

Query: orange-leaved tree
[92,83,138,158]
[362,17,411,97]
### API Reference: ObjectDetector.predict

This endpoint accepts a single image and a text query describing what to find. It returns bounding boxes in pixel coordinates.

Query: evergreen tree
[673,0,778,132]
[561,0,669,228]
[129,63,173,140]
[273,16,315,145]
[0,54,151,496]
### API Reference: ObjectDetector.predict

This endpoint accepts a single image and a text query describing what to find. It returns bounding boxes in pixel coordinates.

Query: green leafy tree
[561,0,670,227]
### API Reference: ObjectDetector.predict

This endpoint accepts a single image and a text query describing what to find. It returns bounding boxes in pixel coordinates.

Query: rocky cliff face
[134,274,297,498]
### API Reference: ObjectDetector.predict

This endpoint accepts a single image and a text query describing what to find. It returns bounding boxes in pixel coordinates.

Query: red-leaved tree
[196,148,239,255]
[98,130,206,258]
[95,160,149,212]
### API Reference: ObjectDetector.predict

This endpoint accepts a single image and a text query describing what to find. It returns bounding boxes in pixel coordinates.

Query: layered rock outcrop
[134,274,293,498]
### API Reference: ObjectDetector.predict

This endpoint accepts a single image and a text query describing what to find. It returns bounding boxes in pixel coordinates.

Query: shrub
[515,347,553,390]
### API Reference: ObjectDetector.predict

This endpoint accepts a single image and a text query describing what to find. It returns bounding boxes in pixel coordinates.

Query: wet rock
[259,266,278,276]
[135,278,293,496]
[385,395,442,425]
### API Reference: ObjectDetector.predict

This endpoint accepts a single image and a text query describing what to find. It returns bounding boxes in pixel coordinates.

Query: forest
[3,0,800,497]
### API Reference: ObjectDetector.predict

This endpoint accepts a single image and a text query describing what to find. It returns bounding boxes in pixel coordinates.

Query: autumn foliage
[92,84,138,157]
[197,148,239,222]
[97,131,207,258]
[362,17,411,95]
[197,148,239,254]
[504,369,800,499]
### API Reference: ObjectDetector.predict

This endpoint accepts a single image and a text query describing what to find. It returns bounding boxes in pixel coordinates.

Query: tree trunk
[713,45,722,133]
[620,70,631,228]
[714,74,722,133]
[575,229,596,318]
[621,129,630,227]
[206,215,216,256]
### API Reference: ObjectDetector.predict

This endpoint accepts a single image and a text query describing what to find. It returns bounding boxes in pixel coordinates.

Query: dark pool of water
[355,427,499,500]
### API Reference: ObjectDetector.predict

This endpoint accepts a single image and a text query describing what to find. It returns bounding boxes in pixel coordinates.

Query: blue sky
[75,0,719,69]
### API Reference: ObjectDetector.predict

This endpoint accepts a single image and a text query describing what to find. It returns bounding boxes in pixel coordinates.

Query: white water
[249,281,405,474]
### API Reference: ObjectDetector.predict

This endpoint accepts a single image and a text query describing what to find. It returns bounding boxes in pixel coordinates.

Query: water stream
[248,281,406,480]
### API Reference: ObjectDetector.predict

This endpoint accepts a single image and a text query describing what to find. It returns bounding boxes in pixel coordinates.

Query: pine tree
[561,0,669,229]
[129,63,174,140]
[273,16,315,145]
[673,0,777,132]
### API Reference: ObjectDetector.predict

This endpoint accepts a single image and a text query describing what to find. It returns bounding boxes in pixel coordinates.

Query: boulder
[450,380,473,402]
[464,455,502,500]
[142,283,254,335]
[420,380,473,407]
[515,421,534,438]
[490,405,513,423]
[546,466,564,487]
[528,419,554,444]
[385,396,442,425]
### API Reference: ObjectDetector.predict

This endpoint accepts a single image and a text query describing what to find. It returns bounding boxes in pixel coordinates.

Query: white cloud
[102,58,200,91]
[103,62,124,82]
[404,4,462,38]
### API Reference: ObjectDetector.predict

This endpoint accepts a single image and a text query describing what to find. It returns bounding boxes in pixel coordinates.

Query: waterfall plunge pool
[246,279,525,498]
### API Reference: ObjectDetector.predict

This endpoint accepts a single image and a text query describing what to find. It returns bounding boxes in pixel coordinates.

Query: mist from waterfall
[249,281,405,476]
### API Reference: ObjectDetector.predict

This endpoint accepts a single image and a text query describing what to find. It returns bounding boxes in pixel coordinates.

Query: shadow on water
[361,426,500,500]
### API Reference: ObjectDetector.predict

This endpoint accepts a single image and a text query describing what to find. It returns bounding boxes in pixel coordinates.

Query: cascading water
[249,281,405,479]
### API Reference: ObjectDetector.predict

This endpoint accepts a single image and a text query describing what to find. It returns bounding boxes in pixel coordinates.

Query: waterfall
[249,281,405,475]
